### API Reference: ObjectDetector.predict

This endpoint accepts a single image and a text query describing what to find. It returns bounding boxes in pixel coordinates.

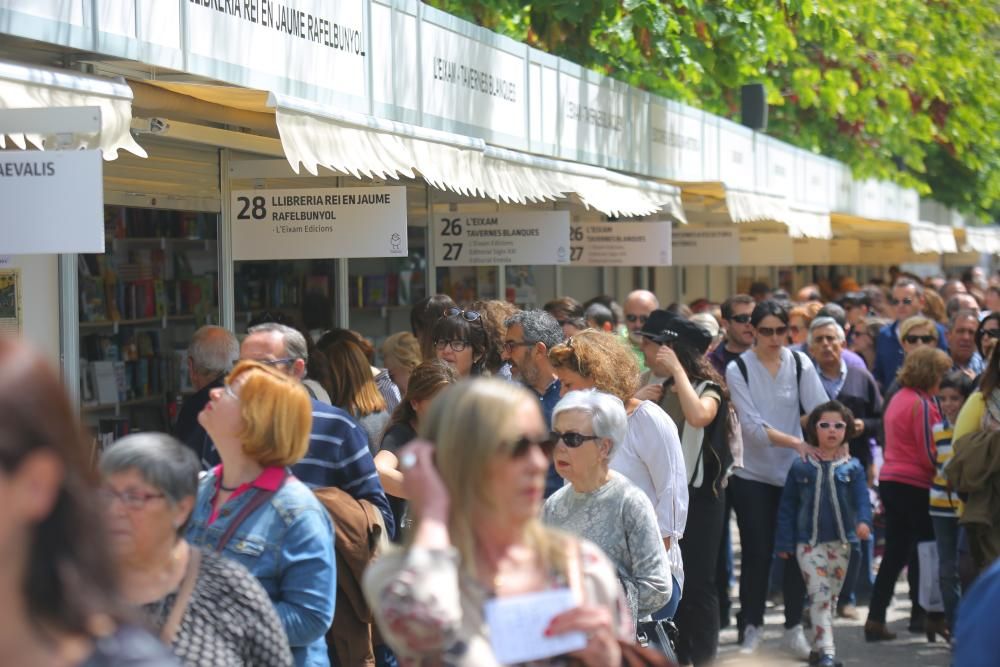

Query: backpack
[734,349,807,415]
[688,380,734,497]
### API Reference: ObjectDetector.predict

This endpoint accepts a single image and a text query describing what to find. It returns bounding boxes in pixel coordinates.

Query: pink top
[880,387,940,489]
[207,465,286,525]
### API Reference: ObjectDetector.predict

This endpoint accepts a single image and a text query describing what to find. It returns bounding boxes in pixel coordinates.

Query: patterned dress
[141,549,293,667]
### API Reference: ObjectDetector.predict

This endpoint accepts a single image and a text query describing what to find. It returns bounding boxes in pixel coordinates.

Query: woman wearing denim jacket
[187,360,336,667]
[775,401,873,667]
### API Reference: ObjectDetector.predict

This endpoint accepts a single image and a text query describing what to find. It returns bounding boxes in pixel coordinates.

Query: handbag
[635,618,678,664]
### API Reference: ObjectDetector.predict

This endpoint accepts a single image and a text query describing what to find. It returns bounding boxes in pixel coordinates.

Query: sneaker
[739,624,762,654]
[782,624,812,660]
[837,604,860,620]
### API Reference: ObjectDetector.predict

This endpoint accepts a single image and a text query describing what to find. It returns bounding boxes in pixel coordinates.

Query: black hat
[639,309,713,354]
[839,291,870,307]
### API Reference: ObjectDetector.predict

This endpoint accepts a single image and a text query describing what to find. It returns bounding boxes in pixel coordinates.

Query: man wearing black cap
[637,309,730,666]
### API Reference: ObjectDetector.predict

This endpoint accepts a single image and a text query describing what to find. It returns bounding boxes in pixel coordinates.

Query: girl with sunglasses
[775,400,872,667]
[724,299,828,657]
[542,390,670,625]
[431,307,487,377]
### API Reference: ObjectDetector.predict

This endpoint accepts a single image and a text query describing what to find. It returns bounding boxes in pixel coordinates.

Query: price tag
[433,211,570,266]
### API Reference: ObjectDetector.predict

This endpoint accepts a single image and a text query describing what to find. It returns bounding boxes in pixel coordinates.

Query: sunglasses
[435,339,469,352]
[903,334,935,344]
[257,357,295,367]
[757,326,789,338]
[788,325,802,335]
[510,433,556,459]
[983,329,1000,340]
[817,421,847,431]
[729,314,752,324]
[889,297,915,306]
[445,307,481,322]
[625,314,649,324]
[551,430,601,448]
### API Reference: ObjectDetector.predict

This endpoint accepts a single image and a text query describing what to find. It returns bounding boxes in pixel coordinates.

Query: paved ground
[712,520,952,667]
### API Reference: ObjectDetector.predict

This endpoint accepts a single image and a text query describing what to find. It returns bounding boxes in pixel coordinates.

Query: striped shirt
[291,399,395,538]
[930,420,962,518]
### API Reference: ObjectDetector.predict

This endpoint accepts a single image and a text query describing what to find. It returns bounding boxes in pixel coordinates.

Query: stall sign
[230,186,407,260]
[570,220,671,266]
[671,227,740,266]
[0,150,103,254]
[829,239,861,265]
[792,238,830,266]
[433,211,570,266]
[740,231,794,266]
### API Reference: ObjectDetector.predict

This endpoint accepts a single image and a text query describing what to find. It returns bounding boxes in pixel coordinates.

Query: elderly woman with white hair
[542,390,671,623]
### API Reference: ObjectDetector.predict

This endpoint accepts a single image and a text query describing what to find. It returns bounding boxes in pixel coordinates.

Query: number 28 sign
[432,211,571,266]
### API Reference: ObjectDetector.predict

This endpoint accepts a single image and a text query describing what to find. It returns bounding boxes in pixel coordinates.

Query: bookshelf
[78,206,220,436]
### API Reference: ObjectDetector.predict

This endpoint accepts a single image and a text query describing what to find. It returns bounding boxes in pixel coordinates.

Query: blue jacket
[873,320,949,389]
[186,470,337,667]
[775,456,872,554]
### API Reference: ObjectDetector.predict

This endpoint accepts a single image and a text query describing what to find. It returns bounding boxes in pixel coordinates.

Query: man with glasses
[873,279,949,390]
[709,294,756,377]
[623,289,660,372]
[239,322,395,537]
[503,309,566,497]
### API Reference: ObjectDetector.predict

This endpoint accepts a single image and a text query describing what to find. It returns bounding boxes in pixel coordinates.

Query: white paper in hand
[483,587,586,664]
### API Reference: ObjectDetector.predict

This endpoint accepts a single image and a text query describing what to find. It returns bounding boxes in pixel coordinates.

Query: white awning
[269,92,684,219]
[0,60,146,159]
[678,181,830,239]
[961,227,1000,255]
[909,221,958,254]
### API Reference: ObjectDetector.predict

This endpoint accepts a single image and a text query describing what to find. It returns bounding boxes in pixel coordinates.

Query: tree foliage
[429,0,1000,221]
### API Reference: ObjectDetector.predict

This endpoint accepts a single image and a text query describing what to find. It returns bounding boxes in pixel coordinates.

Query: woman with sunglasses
[975,312,1000,372]
[866,346,952,642]
[363,379,631,665]
[849,317,890,372]
[431,307,487,377]
[548,330,687,621]
[542,390,671,624]
[724,299,828,657]
[775,401,872,667]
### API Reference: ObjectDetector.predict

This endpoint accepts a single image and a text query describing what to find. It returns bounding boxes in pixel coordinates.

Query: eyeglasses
[757,326,789,338]
[903,334,935,344]
[502,340,534,353]
[625,314,649,324]
[444,307,481,322]
[729,314,752,324]
[551,430,601,448]
[788,325,802,335]
[223,383,240,400]
[435,339,469,352]
[510,433,556,459]
[889,297,915,306]
[817,421,847,431]
[257,357,295,367]
[98,487,166,511]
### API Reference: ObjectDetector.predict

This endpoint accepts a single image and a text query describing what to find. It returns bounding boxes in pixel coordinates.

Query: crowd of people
[5,268,1000,666]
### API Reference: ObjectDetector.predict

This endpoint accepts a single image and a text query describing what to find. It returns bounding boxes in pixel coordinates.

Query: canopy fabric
[909,221,958,254]
[0,59,146,159]
[830,211,912,241]
[959,227,1000,255]
[138,81,684,219]
[675,182,830,239]
[269,92,684,219]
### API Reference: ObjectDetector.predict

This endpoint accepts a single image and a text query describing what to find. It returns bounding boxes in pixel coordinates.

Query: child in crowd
[776,401,873,667]
[929,370,975,631]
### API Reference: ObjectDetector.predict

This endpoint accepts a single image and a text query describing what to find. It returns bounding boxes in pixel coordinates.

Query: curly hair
[896,347,952,392]
[548,329,639,402]
[470,299,519,374]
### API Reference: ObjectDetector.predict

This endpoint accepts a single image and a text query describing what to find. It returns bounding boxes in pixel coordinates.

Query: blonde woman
[380,332,422,395]
[363,379,631,666]
[186,360,336,667]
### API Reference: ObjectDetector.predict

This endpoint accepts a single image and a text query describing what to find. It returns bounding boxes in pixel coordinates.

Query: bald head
[624,290,659,341]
